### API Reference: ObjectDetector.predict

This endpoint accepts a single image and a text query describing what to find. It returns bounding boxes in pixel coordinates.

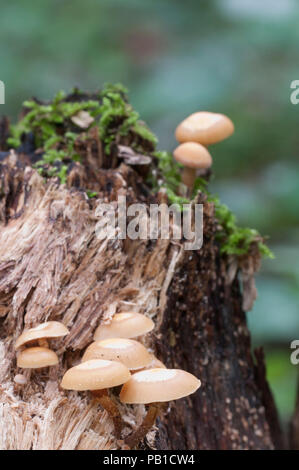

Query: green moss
[7,83,157,181]
[6,84,273,259]
[210,196,274,258]
[86,190,98,199]
[97,83,157,152]
[7,92,101,180]
[149,150,189,208]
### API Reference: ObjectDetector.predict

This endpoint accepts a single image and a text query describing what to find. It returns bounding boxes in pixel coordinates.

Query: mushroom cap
[120,368,201,404]
[173,142,212,169]
[14,374,27,385]
[17,347,59,368]
[93,313,154,341]
[61,359,131,391]
[82,338,152,370]
[133,355,166,373]
[15,321,69,349]
[175,111,234,146]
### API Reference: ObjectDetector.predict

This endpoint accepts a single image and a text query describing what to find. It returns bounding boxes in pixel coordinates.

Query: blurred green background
[0,0,298,425]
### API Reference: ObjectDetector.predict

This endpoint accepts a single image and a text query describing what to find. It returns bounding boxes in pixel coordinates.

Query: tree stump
[0,104,282,450]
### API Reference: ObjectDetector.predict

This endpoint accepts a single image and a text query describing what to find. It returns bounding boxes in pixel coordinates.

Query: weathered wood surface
[0,137,281,449]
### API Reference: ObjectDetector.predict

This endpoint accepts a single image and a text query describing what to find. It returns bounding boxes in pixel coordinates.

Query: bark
[290,376,299,449]
[153,237,277,450]
[0,130,282,449]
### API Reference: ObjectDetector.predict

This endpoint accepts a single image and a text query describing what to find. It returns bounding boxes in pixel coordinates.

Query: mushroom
[14,374,27,385]
[175,111,234,146]
[173,142,212,193]
[61,359,131,438]
[15,321,69,349]
[93,313,154,341]
[133,354,166,373]
[17,347,59,368]
[120,368,201,448]
[82,338,153,370]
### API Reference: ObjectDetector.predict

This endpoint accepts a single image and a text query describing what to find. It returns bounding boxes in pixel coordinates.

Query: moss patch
[8,83,157,182]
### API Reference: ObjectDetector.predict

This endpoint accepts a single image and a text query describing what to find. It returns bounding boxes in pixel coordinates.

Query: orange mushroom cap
[15,321,69,349]
[173,142,212,169]
[175,111,234,146]
[94,313,154,341]
[120,368,201,404]
[17,347,59,368]
[61,359,131,391]
[82,338,152,370]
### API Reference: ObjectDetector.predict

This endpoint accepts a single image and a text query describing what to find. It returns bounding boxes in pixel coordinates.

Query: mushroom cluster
[15,321,69,369]
[60,312,201,448]
[174,111,234,194]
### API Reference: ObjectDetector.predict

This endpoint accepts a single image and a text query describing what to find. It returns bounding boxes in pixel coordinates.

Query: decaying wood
[0,133,282,449]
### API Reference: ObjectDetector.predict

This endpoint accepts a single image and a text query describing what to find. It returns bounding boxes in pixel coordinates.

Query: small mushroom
[94,313,154,341]
[15,321,69,349]
[17,347,59,368]
[61,359,131,438]
[82,338,153,370]
[120,368,201,448]
[175,111,234,146]
[173,142,212,193]
[14,374,27,385]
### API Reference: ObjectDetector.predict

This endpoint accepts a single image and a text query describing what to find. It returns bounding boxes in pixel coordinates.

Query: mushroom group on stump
[61,359,131,439]
[174,111,235,194]
[120,368,201,448]
[59,311,201,448]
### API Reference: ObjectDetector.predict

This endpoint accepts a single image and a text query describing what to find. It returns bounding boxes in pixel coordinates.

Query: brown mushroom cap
[15,321,69,349]
[173,142,212,169]
[17,347,59,368]
[93,313,154,341]
[82,338,152,370]
[61,359,131,391]
[175,111,234,146]
[120,368,201,404]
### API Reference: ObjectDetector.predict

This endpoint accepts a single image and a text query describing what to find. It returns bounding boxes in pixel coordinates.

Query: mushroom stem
[181,167,196,195]
[92,389,124,439]
[124,402,160,449]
